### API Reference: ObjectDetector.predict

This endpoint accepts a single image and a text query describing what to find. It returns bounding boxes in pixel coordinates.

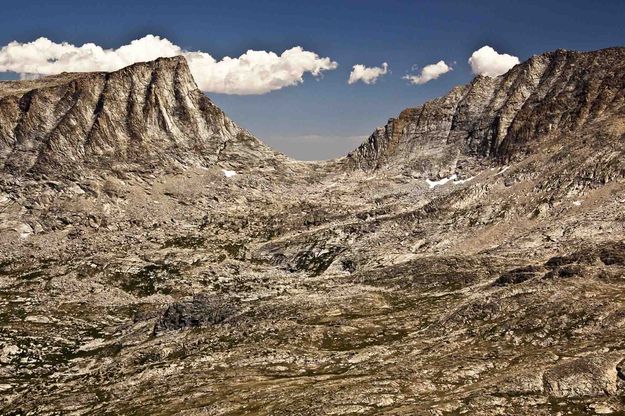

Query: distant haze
[259,134,367,161]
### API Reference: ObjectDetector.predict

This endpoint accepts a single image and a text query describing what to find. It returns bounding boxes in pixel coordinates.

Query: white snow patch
[495,166,510,176]
[222,169,237,178]
[426,174,476,189]
[573,200,582,206]
[426,174,457,188]
[454,176,475,185]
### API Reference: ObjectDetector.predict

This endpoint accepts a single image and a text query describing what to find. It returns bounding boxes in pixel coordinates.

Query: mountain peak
[347,46,625,175]
[0,56,279,178]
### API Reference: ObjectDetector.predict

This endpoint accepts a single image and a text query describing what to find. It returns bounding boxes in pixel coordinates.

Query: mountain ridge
[347,46,625,177]
[2,47,624,180]
[0,56,286,178]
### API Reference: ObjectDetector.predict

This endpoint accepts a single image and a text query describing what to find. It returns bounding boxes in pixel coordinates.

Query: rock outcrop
[153,294,238,335]
[544,355,622,398]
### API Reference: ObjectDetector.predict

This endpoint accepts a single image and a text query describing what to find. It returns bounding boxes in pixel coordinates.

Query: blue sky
[1,0,624,159]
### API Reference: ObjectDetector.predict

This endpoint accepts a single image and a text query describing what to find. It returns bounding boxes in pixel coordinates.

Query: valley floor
[1,161,625,415]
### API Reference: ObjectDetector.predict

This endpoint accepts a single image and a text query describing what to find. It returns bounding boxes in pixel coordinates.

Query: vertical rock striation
[0,56,282,177]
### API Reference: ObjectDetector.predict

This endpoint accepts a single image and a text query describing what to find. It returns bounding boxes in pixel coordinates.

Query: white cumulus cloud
[0,35,338,95]
[468,46,520,77]
[403,60,451,85]
[348,62,388,85]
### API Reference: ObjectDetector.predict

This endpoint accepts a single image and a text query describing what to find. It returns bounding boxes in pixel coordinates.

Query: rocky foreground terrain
[1,47,624,415]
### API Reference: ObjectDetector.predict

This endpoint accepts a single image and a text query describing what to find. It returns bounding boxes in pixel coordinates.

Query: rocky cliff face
[0,56,282,178]
[348,47,625,177]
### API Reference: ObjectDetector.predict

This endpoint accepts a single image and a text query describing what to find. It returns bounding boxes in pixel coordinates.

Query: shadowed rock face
[1,49,625,415]
[153,294,238,335]
[0,56,282,177]
[348,47,625,176]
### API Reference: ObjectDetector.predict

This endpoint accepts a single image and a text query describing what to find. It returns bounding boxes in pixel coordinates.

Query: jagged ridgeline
[2,48,624,178]
[0,56,283,177]
[348,48,625,175]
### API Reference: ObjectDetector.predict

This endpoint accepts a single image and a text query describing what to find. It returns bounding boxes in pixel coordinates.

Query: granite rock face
[0,56,283,177]
[1,48,625,415]
[348,48,625,178]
